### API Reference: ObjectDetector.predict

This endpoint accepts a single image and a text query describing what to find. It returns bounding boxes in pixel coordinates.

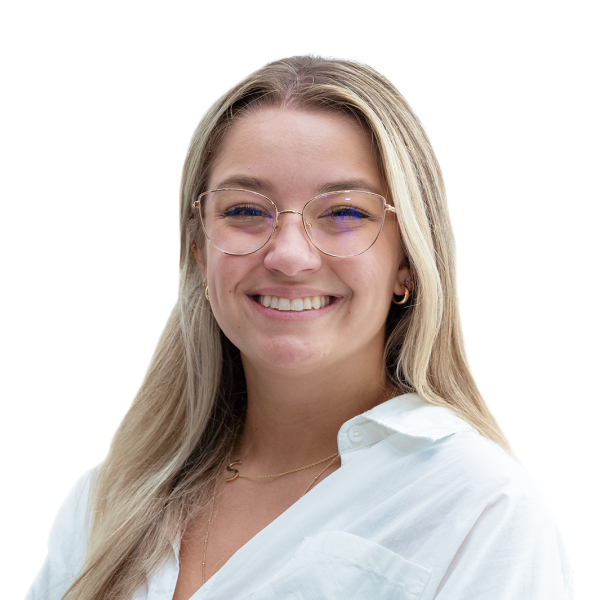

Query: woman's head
[180,55,452,392]
[179,56,428,378]
[190,105,409,378]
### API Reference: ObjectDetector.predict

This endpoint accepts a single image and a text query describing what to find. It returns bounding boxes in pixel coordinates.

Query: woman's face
[196,107,410,375]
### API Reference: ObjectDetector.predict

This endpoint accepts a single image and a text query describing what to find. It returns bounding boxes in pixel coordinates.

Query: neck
[234,344,392,471]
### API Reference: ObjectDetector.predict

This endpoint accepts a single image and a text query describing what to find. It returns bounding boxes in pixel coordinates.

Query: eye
[221,203,273,220]
[320,205,375,221]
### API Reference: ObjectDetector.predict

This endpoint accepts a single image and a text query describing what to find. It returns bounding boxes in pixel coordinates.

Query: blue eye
[322,206,373,221]
[222,203,273,219]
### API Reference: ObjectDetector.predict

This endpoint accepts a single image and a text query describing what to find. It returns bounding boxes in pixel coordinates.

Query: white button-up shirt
[27,394,573,600]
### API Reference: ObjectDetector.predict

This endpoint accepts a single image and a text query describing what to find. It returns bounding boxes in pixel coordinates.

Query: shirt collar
[337,393,474,456]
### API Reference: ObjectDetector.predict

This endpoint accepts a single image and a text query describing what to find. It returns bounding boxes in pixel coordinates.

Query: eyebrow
[214,176,384,198]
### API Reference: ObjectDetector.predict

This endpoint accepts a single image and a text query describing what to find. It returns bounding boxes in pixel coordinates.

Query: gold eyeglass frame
[192,188,397,258]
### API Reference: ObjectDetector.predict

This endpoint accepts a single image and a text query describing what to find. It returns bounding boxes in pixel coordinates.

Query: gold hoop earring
[392,279,413,305]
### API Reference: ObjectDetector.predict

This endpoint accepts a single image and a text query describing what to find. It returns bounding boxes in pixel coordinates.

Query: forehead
[207,107,385,197]
[234,105,369,133]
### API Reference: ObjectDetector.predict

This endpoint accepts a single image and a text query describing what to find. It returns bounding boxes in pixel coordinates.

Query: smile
[255,295,333,311]
[247,295,343,322]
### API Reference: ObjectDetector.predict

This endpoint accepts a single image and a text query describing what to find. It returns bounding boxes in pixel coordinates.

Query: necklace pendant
[226,460,242,482]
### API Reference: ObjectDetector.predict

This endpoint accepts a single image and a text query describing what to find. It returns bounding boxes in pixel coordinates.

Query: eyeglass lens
[198,189,387,257]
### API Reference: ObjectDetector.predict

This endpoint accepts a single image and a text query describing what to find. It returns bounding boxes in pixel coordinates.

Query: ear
[192,241,207,279]
[394,264,413,296]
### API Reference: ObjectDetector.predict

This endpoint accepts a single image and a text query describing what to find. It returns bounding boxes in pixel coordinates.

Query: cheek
[206,250,240,290]
[347,251,399,295]
[206,255,237,316]
[342,260,397,324]
[206,253,258,333]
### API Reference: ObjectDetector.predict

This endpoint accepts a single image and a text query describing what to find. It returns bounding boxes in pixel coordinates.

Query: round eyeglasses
[192,188,396,258]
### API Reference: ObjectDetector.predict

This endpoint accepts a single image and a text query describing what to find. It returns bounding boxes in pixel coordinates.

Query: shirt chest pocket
[252,531,431,600]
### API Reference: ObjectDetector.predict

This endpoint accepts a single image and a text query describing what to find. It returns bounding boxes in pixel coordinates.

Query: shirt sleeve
[433,475,574,600]
[25,471,95,600]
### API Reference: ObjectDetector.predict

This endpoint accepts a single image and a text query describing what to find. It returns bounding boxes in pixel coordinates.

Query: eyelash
[222,204,274,219]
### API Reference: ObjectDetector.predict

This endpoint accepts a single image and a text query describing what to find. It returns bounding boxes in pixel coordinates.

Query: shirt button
[348,425,365,443]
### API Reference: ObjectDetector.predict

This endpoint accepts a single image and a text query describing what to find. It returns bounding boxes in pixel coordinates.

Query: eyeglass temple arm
[385,205,397,213]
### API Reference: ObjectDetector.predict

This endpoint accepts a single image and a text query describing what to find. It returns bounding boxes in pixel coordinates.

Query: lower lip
[249,296,339,321]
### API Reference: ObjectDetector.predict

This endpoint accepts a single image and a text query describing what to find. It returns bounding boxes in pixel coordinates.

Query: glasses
[193,188,396,257]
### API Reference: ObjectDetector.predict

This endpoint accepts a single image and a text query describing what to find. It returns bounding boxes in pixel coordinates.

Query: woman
[27,56,572,600]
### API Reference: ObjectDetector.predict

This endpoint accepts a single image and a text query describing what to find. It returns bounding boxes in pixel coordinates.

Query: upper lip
[247,287,340,298]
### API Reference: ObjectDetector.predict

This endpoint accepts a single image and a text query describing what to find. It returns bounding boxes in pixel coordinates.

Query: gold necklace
[201,451,340,584]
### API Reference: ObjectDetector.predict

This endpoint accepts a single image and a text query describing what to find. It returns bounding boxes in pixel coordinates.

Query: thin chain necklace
[201,451,340,584]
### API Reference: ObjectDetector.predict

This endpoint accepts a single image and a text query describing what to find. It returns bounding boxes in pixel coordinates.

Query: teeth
[257,295,333,312]
[278,298,291,311]
[290,299,304,311]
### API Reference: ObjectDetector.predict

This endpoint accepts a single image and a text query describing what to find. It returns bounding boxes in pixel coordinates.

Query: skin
[194,109,412,474]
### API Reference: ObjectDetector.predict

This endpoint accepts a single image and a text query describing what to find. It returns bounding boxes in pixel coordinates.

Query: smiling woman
[26,56,573,600]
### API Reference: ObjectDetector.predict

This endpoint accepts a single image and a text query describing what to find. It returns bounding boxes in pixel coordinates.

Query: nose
[263,211,322,276]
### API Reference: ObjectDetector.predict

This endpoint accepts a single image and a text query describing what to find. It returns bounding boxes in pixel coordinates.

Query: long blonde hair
[63,55,509,600]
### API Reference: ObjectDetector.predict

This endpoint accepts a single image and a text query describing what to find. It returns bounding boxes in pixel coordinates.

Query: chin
[244,336,330,371]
